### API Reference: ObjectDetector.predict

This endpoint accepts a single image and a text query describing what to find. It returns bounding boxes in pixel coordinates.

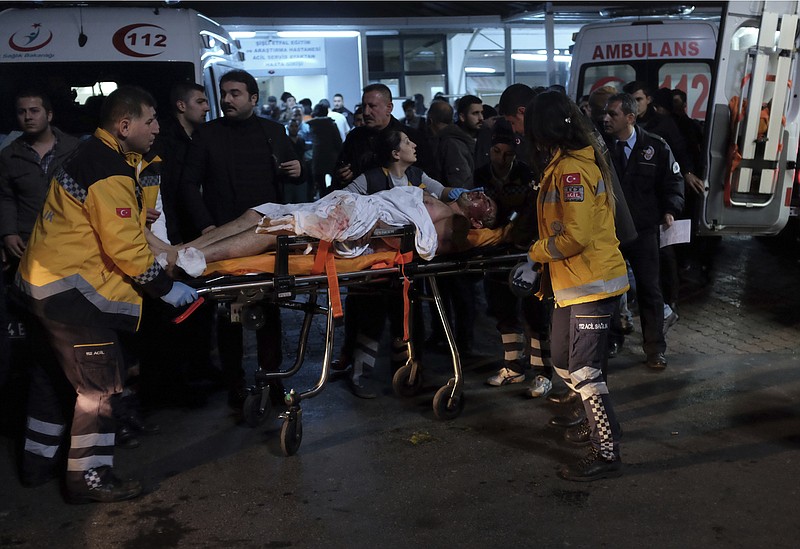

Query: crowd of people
[0,67,712,502]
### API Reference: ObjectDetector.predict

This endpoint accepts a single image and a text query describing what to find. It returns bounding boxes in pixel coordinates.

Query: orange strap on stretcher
[394,250,414,342]
[311,240,343,319]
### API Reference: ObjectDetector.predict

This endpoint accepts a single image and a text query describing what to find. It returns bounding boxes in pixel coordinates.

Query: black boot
[558,447,622,482]
[547,389,581,405]
[65,466,142,503]
[549,398,586,428]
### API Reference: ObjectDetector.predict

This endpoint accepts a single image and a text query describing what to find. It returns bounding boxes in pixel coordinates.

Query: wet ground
[1,234,799,548]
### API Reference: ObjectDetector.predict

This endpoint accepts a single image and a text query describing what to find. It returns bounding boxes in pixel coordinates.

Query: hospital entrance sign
[239,37,326,74]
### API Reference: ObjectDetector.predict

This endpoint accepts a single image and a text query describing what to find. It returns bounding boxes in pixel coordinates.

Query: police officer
[603,92,684,369]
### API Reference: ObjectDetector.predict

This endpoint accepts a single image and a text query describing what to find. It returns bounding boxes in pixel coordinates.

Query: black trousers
[621,230,666,358]
[484,272,553,375]
[24,315,124,476]
[551,297,621,458]
[217,302,282,391]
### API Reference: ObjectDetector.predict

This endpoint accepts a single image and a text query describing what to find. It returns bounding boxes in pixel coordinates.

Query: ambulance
[568,1,800,236]
[0,5,243,137]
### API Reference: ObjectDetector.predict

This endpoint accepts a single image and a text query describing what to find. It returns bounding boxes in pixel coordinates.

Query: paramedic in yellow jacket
[516,91,629,482]
[14,86,197,503]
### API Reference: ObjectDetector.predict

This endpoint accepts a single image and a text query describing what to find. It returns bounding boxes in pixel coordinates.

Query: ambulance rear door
[702,0,800,235]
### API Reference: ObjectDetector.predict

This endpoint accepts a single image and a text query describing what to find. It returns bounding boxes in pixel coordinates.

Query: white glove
[509,260,541,298]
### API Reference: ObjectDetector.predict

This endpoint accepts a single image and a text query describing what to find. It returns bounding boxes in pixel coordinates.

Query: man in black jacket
[0,88,79,407]
[603,93,684,369]
[180,70,301,409]
[137,83,213,411]
[333,83,432,189]
[330,83,432,398]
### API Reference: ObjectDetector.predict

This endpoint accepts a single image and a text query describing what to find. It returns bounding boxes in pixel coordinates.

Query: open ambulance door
[702,0,800,235]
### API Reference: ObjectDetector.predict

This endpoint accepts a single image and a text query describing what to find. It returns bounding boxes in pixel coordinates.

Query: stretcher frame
[189,226,528,455]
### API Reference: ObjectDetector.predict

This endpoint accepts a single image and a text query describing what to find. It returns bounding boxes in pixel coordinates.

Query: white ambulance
[568,1,800,236]
[0,6,243,136]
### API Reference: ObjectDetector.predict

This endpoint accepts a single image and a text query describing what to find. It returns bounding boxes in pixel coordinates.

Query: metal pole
[545,2,556,86]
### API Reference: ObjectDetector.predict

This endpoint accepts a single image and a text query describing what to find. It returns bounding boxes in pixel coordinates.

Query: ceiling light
[276,30,360,38]
[229,31,256,39]
[465,67,496,74]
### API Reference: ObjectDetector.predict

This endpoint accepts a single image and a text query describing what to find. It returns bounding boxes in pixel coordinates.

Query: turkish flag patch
[116,208,132,218]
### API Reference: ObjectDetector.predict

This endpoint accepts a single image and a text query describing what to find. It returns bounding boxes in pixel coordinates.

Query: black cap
[491,118,516,146]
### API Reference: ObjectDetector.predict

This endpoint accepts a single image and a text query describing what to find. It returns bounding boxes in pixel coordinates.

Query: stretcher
[187,225,528,456]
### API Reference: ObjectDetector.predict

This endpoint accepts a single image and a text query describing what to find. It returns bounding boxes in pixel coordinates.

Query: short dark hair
[169,82,204,114]
[622,80,651,97]
[220,69,259,101]
[363,83,392,103]
[312,103,328,118]
[498,83,534,116]
[608,93,638,117]
[402,99,415,110]
[456,94,482,116]
[333,93,344,100]
[100,86,156,128]
[672,88,687,105]
[427,100,453,125]
[318,98,331,108]
[15,89,52,112]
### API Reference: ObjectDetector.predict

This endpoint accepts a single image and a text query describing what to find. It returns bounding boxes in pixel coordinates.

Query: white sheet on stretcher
[251,186,438,260]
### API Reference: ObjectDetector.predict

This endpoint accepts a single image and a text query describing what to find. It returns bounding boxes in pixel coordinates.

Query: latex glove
[160,281,198,307]
[448,187,485,200]
[509,259,541,298]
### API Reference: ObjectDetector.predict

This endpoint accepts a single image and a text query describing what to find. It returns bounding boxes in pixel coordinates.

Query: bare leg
[200,229,278,263]
[186,210,264,250]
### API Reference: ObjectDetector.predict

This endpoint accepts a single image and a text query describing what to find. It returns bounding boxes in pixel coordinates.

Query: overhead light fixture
[229,31,256,39]
[512,53,572,63]
[599,4,695,17]
[465,67,496,74]
[276,30,360,38]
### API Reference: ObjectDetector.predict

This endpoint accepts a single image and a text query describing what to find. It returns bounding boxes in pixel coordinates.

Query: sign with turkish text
[239,37,326,73]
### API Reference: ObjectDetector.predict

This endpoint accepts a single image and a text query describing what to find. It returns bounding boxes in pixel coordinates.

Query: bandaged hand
[256,215,296,234]
[161,281,198,307]
[509,259,542,298]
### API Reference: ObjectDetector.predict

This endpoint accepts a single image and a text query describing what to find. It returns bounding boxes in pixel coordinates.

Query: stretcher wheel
[280,416,303,456]
[432,382,464,420]
[243,392,270,427]
[392,362,423,397]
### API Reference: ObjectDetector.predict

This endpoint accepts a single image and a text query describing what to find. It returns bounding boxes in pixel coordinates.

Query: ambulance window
[72,82,118,106]
[724,25,759,113]
[581,65,636,96]
[658,63,712,121]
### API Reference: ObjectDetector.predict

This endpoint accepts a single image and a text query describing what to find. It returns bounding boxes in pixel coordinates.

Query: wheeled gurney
[187,226,528,455]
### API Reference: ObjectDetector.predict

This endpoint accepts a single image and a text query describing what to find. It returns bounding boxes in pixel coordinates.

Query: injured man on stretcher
[150,185,497,277]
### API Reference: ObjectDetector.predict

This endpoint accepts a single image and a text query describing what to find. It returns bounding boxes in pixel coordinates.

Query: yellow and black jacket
[528,146,629,307]
[16,128,171,332]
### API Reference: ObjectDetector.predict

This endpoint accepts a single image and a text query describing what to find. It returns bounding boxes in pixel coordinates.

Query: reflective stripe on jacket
[528,146,629,307]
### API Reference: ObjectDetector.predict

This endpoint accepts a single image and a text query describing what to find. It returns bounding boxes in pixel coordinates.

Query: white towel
[252,186,438,260]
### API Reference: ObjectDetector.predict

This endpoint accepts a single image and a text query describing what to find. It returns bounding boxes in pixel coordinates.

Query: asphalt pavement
[1,234,799,548]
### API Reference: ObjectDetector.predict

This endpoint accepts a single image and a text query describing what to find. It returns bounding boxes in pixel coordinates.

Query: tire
[392,362,423,397]
[432,382,464,420]
[280,416,303,456]
[243,392,270,428]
